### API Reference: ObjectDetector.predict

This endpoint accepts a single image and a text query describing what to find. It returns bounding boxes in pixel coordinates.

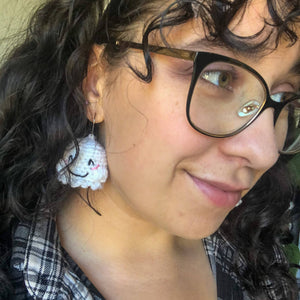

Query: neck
[56,184,216,300]
[57,183,203,262]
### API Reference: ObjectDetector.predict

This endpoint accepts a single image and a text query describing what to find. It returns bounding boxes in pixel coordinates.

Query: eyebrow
[182,38,228,51]
[181,38,266,61]
[183,38,300,77]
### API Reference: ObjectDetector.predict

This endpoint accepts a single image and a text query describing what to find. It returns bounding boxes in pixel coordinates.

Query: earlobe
[82,44,106,123]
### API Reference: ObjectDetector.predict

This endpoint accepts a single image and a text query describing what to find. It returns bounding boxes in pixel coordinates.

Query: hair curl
[0,0,299,298]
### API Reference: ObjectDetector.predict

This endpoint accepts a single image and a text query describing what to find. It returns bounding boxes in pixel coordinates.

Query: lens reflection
[188,60,300,154]
[189,61,265,135]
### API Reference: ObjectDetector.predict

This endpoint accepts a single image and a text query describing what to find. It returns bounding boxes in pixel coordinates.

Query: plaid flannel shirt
[8,214,287,299]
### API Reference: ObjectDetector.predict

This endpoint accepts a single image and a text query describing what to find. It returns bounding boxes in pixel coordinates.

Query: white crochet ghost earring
[56,118,108,190]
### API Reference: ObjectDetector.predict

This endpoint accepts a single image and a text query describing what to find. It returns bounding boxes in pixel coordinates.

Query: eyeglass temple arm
[114,40,196,61]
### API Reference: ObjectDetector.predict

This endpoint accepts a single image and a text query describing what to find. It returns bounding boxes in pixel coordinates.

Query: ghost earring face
[56,134,108,190]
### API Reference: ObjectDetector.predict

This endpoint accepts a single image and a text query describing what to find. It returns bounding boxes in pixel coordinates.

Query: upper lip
[187,172,249,193]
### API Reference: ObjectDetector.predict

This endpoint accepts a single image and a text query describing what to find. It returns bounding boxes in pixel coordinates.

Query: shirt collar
[11,212,250,300]
[11,214,95,299]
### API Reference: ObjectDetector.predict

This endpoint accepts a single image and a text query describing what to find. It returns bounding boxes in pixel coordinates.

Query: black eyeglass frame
[114,40,299,140]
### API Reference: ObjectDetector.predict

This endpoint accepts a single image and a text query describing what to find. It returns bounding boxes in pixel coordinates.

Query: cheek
[103,69,179,150]
[102,65,215,174]
[103,82,148,153]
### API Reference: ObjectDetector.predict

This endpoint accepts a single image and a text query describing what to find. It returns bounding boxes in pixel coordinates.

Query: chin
[172,220,225,240]
[185,228,220,240]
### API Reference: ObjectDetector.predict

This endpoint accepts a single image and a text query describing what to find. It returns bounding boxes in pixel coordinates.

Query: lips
[187,173,243,208]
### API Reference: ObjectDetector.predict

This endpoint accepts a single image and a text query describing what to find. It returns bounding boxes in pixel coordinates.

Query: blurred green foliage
[283,243,300,277]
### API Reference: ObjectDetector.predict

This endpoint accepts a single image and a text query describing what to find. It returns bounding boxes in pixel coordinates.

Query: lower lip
[188,174,241,208]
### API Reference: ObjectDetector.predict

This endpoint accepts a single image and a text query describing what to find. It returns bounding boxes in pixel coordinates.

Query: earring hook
[92,116,96,135]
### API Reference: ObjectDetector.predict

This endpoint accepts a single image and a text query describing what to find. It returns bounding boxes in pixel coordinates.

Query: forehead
[152,16,300,77]
[147,0,299,55]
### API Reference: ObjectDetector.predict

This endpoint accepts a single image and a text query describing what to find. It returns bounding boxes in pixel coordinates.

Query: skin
[57,1,300,299]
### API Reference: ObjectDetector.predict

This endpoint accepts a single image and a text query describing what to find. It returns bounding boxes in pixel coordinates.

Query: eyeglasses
[114,40,300,154]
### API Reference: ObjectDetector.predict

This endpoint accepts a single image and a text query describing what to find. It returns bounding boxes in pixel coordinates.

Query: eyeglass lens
[187,61,300,154]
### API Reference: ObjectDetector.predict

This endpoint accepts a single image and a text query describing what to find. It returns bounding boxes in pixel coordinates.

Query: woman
[0,0,299,299]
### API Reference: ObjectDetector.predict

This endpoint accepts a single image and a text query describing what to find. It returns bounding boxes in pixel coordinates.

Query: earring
[56,120,108,190]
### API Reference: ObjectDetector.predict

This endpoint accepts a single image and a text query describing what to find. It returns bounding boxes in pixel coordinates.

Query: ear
[82,44,106,123]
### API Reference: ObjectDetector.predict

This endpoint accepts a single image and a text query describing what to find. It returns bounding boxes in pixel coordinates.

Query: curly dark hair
[0,0,299,298]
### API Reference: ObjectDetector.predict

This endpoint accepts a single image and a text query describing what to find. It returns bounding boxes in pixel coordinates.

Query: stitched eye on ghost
[66,153,89,178]
[56,135,108,190]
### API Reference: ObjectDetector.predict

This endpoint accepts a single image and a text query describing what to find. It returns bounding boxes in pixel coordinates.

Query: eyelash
[199,69,239,92]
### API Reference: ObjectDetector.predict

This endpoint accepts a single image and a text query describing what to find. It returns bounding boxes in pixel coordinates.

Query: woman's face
[90,8,300,239]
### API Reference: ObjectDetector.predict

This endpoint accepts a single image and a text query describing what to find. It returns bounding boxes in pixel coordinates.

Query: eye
[201,71,233,89]
[68,155,73,163]
[271,92,294,103]
[88,159,95,166]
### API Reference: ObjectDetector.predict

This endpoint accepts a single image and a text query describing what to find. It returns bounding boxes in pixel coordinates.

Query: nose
[218,108,279,170]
